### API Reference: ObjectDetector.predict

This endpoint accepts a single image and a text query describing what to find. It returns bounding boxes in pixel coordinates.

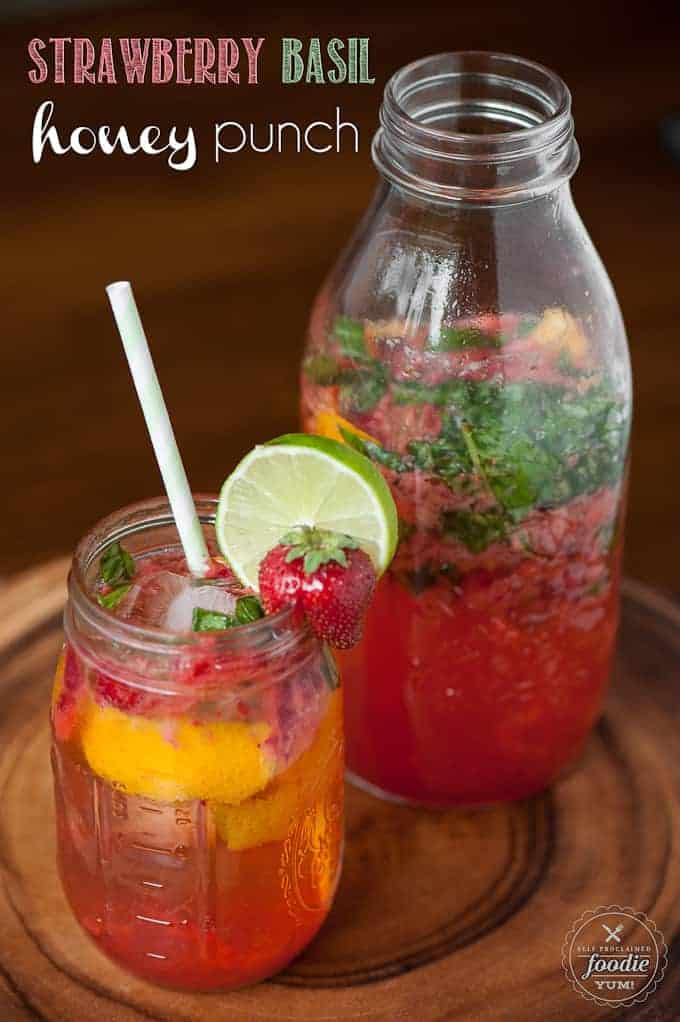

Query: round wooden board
[0,561,678,1021]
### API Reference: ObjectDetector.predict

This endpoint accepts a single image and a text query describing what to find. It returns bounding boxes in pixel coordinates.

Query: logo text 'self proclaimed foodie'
[562,907,667,1007]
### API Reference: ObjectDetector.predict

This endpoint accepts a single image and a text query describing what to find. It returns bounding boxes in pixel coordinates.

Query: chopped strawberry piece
[93,674,162,714]
[204,556,235,581]
[52,646,84,741]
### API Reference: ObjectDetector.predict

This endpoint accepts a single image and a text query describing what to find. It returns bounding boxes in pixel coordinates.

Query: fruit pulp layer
[301,309,630,804]
[51,556,344,988]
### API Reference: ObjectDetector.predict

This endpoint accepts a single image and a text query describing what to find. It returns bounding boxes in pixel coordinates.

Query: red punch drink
[52,497,343,990]
[302,310,630,805]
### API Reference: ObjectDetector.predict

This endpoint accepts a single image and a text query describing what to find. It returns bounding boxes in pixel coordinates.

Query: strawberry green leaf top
[281,525,360,575]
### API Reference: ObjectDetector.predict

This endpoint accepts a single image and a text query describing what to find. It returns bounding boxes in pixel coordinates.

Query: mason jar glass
[301,52,632,806]
[51,496,343,990]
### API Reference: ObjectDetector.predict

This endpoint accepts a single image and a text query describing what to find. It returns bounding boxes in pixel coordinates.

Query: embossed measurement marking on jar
[118,872,166,889]
[129,841,191,860]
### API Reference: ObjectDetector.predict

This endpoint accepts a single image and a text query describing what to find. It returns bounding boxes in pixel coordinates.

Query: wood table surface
[0,562,679,1020]
[1,1,679,585]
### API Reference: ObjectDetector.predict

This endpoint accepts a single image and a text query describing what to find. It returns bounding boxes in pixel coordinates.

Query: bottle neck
[372,52,579,206]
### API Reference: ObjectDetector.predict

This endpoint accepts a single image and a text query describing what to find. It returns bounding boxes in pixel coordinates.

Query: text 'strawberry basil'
[301,52,632,806]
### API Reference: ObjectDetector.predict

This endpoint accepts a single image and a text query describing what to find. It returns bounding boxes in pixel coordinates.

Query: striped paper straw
[106,281,210,578]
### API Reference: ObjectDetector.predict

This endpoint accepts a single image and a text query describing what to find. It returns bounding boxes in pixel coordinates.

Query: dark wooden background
[1,1,679,589]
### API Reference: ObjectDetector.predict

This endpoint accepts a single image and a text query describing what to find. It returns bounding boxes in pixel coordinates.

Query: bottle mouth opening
[374,51,578,202]
[384,51,571,144]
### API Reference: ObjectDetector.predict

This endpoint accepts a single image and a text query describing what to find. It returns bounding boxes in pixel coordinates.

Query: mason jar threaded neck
[372,51,579,204]
[64,495,317,692]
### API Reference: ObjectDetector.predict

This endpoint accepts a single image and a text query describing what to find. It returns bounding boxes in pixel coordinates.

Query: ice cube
[163,582,237,632]
[111,569,241,632]
[118,571,190,628]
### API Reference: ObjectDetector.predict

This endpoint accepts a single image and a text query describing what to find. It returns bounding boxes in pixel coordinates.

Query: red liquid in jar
[52,551,343,989]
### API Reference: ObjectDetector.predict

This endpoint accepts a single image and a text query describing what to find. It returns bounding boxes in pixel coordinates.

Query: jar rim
[67,494,308,658]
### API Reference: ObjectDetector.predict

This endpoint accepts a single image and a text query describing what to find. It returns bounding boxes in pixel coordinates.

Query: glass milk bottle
[300,52,632,806]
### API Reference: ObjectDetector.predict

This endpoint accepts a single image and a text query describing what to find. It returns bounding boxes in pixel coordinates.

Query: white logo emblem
[602,923,623,943]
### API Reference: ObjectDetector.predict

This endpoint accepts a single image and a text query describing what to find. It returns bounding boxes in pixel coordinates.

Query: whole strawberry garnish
[258,526,376,649]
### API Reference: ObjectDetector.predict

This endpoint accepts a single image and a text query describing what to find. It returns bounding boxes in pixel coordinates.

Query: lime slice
[216,433,398,591]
